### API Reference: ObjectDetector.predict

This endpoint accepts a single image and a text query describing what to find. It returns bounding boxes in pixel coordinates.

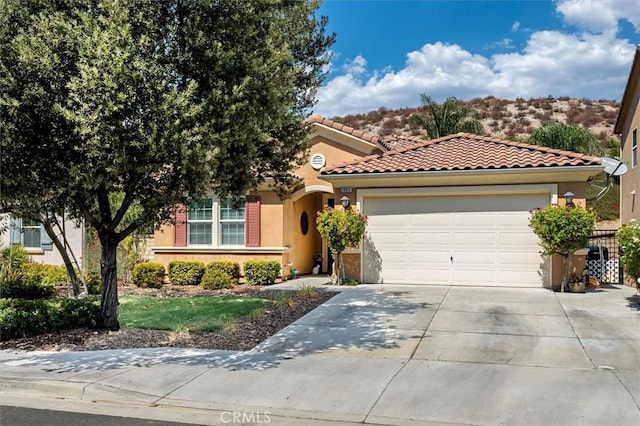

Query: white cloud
[556,0,640,33]
[342,55,367,75]
[512,21,521,32]
[314,33,635,117]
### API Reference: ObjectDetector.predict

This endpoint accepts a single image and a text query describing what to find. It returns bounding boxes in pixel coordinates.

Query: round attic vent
[310,153,326,170]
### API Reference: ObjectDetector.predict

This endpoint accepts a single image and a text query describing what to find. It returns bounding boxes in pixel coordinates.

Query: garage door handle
[450,256,453,264]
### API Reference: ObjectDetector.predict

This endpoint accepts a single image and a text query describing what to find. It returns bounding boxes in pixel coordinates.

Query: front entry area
[363,192,550,286]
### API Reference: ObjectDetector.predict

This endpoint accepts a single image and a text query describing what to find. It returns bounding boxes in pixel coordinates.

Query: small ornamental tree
[316,207,367,284]
[617,221,640,289]
[529,205,596,292]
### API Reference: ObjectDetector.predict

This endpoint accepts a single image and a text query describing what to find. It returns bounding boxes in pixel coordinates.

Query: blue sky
[314,0,640,117]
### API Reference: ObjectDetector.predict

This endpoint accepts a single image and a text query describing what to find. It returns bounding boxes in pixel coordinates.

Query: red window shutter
[245,196,261,247]
[174,202,187,247]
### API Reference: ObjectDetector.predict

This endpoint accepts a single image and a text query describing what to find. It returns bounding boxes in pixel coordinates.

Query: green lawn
[119,295,268,333]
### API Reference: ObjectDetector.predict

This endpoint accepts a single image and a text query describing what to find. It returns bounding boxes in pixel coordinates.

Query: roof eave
[319,165,604,187]
[614,45,640,135]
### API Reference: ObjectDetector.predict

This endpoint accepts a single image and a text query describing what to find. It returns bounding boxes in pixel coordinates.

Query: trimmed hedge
[206,261,240,285]
[132,262,165,288]
[0,297,101,340]
[243,260,281,285]
[201,269,234,290]
[168,260,205,285]
[0,274,56,299]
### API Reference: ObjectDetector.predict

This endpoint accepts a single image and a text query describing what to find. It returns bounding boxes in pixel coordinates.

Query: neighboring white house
[0,214,85,267]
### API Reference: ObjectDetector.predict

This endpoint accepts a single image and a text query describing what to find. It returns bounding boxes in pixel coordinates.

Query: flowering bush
[529,205,596,291]
[617,221,640,289]
[529,205,596,257]
[316,207,367,284]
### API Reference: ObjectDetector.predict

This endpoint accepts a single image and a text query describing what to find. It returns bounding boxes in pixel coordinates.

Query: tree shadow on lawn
[0,287,432,373]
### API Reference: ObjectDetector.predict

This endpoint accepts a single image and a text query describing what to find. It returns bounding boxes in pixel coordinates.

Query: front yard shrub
[0,274,56,299]
[168,260,205,285]
[132,262,165,288]
[0,297,100,340]
[84,271,102,295]
[206,261,240,284]
[201,268,234,290]
[617,221,640,289]
[1,245,28,270]
[22,263,68,286]
[243,260,281,285]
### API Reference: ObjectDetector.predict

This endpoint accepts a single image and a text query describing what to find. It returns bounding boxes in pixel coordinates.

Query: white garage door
[363,193,549,286]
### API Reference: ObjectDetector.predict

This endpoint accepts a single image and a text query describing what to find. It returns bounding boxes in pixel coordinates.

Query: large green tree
[410,95,484,138]
[0,0,334,328]
[527,123,603,155]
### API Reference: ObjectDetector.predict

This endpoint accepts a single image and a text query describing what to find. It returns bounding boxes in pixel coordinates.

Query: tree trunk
[99,234,120,329]
[561,255,570,293]
[42,221,82,297]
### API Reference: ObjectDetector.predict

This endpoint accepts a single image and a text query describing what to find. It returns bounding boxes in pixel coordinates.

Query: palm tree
[527,123,604,156]
[410,95,484,139]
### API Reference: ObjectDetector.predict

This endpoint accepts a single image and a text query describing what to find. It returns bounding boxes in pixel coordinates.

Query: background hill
[331,96,619,148]
[329,96,621,225]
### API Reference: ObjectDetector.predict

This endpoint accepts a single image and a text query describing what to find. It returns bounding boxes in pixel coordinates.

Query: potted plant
[529,204,596,292]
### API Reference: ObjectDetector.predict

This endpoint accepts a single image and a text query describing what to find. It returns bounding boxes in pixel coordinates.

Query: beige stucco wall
[285,193,323,275]
[0,214,84,267]
[620,90,640,224]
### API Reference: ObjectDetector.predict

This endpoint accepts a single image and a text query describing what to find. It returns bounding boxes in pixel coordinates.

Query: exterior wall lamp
[340,195,350,209]
[564,191,575,207]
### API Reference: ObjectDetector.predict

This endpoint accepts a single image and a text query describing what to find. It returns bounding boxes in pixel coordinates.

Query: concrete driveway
[0,284,639,425]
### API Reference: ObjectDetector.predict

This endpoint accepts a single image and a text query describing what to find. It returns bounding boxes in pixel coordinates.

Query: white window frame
[219,197,246,246]
[632,128,638,169]
[187,196,246,247]
[21,218,42,249]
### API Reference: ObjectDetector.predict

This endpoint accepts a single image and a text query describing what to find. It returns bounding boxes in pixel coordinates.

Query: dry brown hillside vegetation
[332,96,620,144]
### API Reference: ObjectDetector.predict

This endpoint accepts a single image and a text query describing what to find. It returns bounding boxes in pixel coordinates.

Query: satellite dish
[600,157,628,177]
[586,157,628,202]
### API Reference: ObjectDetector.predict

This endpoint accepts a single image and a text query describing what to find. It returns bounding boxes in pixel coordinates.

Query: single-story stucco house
[152,115,603,288]
[615,45,640,225]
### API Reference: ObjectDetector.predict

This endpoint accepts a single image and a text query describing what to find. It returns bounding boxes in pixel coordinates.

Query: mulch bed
[0,283,336,352]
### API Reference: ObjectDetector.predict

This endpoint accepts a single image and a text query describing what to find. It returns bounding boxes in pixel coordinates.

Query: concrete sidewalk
[1,284,639,425]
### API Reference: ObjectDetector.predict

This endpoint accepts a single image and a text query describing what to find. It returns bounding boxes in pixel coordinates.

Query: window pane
[221,223,245,246]
[188,198,213,221]
[188,223,212,245]
[23,228,41,248]
[220,198,245,220]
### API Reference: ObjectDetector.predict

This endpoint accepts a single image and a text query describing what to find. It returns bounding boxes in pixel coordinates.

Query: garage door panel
[411,232,449,245]
[499,213,532,226]
[454,213,496,227]
[500,252,543,265]
[410,213,449,226]
[454,251,496,265]
[371,231,410,245]
[454,269,496,284]
[454,232,496,245]
[500,232,540,246]
[409,268,449,283]
[377,249,410,263]
[410,251,452,264]
[364,193,548,287]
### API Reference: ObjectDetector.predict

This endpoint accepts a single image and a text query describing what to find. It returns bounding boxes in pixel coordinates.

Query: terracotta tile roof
[379,134,426,151]
[322,133,602,175]
[306,114,382,146]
